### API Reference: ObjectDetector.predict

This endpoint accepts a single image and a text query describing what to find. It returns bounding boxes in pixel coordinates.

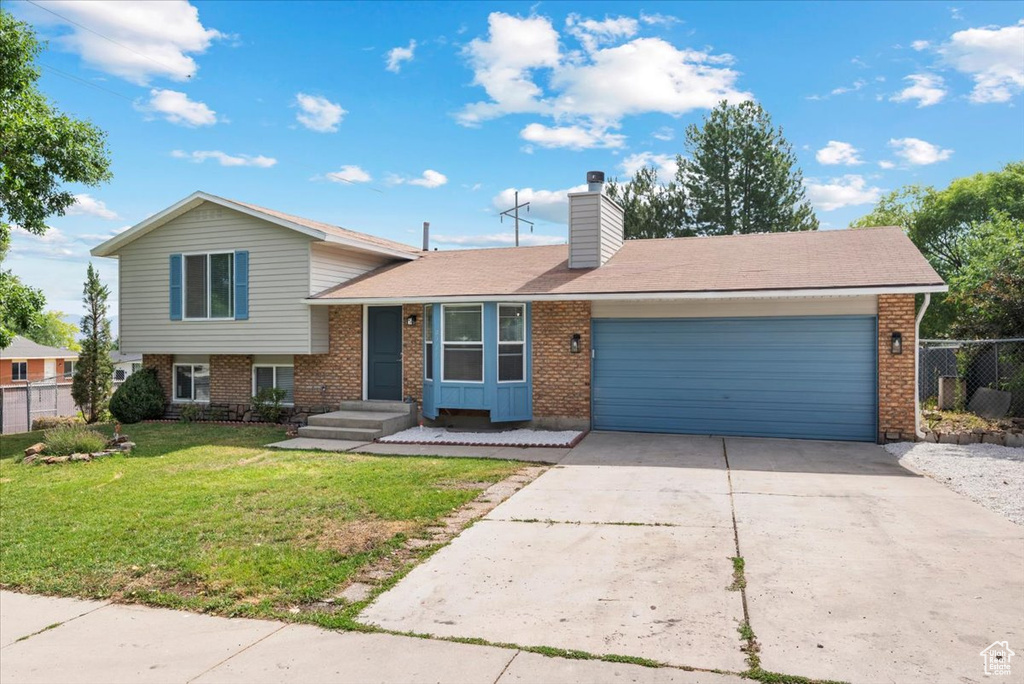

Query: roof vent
[586,170,605,193]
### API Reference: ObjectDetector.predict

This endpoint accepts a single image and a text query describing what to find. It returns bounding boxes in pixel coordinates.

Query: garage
[591,315,878,442]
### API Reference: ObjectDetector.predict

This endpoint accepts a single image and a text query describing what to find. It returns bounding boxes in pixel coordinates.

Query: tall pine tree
[72,264,113,423]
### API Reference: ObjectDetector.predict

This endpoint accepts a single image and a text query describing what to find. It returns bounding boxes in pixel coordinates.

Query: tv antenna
[499,191,533,246]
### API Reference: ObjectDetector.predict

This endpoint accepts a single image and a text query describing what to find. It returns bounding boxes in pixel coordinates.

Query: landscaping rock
[982,433,1006,446]
[70,453,92,462]
[968,387,1012,420]
[116,442,136,451]
[960,432,980,445]
[938,433,959,444]
[24,443,45,458]
[1005,433,1024,449]
[924,432,939,443]
[22,454,36,464]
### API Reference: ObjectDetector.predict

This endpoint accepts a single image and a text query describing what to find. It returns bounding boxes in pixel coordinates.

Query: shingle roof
[1,336,78,359]
[311,226,944,301]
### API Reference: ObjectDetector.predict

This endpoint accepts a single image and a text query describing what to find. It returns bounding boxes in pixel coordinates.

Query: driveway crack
[723,438,761,671]
[492,650,519,683]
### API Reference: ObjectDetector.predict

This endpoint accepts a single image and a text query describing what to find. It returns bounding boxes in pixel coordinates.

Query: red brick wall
[210,355,253,404]
[293,305,362,406]
[142,354,173,402]
[532,301,591,421]
[402,304,423,402]
[878,294,918,442]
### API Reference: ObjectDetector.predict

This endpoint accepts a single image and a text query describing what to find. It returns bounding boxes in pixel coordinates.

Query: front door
[367,306,403,400]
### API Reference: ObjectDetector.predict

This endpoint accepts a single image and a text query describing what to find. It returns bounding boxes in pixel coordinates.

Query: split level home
[90,172,946,444]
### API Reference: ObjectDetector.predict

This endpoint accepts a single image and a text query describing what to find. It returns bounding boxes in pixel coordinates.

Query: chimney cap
[586,170,605,184]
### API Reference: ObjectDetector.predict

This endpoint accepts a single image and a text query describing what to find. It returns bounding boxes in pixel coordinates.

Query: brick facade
[878,294,918,442]
[142,353,173,403]
[210,355,253,404]
[402,304,424,402]
[293,305,362,407]
[531,300,591,424]
[1,357,74,385]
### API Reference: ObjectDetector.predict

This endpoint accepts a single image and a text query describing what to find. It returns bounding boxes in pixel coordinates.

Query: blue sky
[6,0,1023,319]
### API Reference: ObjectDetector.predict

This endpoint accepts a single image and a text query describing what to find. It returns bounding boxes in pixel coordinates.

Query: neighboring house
[91,176,946,443]
[111,350,143,382]
[0,336,78,385]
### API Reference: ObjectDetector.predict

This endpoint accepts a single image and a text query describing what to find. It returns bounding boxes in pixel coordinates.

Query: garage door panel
[592,316,877,442]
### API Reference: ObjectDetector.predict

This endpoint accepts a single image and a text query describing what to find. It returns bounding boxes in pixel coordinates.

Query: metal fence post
[25,380,31,432]
[994,342,1000,389]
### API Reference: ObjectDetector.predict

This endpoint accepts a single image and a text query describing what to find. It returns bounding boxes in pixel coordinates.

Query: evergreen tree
[72,264,113,423]
[606,165,688,239]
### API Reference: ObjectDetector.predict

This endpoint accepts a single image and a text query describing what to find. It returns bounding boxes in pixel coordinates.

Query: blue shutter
[169,254,182,320]
[234,250,249,320]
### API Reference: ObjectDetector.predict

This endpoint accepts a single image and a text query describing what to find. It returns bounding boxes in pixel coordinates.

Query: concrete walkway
[0,591,741,684]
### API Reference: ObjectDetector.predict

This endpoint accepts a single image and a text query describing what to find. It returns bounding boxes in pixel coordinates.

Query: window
[174,363,210,402]
[498,304,526,382]
[184,253,234,319]
[252,365,294,404]
[63,360,76,379]
[11,361,27,382]
[132,362,142,374]
[442,304,483,382]
[424,305,433,381]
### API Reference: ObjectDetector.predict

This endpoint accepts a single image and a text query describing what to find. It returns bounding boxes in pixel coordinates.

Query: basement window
[174,363,210,402]
[252,365,294,404]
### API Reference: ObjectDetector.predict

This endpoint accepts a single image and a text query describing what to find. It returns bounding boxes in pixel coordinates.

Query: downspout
[914,293,931,440]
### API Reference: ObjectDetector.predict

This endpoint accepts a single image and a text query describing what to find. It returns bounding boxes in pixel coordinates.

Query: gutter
[914,293,932,441]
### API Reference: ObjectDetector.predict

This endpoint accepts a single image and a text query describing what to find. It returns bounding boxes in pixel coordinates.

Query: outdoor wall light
[891,331,903,355]
[570,333,582,354]
[405,314,417,326]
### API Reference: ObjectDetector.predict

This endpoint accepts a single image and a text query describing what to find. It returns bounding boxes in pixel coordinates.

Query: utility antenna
[499,191,533,246]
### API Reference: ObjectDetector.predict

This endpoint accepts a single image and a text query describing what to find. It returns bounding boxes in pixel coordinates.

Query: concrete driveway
[359,432,1024,683]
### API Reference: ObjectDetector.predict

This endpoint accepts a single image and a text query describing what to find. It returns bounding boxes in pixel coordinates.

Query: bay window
[253,365,294,404]
[498,304,525,382]
[424,305,434,381]
[174,363,210,402]
[184,253,234,319]
[442,304,483,382]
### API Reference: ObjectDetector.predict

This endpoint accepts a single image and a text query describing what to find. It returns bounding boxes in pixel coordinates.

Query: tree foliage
[26,310,80,351]
[0,270,44,348]
[607,101,817,238]
[0,10,112,251]
[72,265,113,423]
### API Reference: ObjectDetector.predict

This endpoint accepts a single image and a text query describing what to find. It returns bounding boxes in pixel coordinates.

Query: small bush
[43,425,108,456]
[109,368,165,424]
[32,415,84,431]
[252,387,288,423]
[179,403,203,423]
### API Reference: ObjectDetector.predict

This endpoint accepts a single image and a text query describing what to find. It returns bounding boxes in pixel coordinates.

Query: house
[0,336,78,385]
[111,350,143,382]
[91,173,946,443]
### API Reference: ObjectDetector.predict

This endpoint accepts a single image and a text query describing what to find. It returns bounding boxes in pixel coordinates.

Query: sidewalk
[0,591,742,684]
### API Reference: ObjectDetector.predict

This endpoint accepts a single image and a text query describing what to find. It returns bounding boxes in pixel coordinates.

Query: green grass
[0,422,520,621]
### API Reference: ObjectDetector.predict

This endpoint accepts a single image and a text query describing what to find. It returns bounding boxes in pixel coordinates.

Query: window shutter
[234,250,249,320]
[169,254,183,320]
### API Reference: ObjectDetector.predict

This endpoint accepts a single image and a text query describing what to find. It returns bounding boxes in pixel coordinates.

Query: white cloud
[385,40,416,73]
[519,122,625,149]
[619,152,679,178]
[432,232,565,248]
[566,14,638,53]
[25,0,224,85]
[652,126,674,141]
[830,78,867,96]
[805,175,883,211]
[878,160,896,169]
[389,169,448,188]
[170,150,276,167]
[66,194,118,220]
[491,184,587,223]
[940,20,1024,103]
[325,165,372,184]
[889,137,953,165]
[10,223,127,259]
[911,40,931,51]
[295,93,346,132]
[639,12,681,27]
[891,73,947,107]
[815,141,864,166]
[137,88,217,126]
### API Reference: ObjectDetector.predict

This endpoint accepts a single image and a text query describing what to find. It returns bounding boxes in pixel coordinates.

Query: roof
[310,226,946,302]
[91,191,420,259]
[1,336,78,360]
[111,350,142,364]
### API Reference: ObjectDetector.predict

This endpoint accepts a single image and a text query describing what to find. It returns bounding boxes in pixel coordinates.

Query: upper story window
[424,305,434,381]
[498,304,525,382]
[442,304,483,382]
[11,361,27,382]
[185,253,234,319]
[63,360,76,379]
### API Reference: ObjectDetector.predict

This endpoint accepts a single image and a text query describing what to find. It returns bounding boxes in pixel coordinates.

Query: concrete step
[307,410,413,430]
[297,425,383,441]
[337,400,416,414]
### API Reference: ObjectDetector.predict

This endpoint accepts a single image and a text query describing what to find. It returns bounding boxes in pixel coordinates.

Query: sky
[5,0,1024,320]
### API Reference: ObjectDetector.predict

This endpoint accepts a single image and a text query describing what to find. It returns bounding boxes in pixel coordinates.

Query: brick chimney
[568,171,624,269]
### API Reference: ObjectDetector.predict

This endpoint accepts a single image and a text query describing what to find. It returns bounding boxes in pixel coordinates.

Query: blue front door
[368,306,403,401]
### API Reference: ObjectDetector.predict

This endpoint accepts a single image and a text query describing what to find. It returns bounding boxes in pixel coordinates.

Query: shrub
[179,403,203,423]
[109,368,165,424]
[252,387,288,423]
[31,415,83,431]
[43,425,108,456]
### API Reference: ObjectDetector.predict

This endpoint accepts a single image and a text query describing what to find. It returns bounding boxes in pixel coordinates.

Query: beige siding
[309,243,390,295]
[591,296,878,319]
[568,192,624,268]
[599,195,624,264]
[118,203,315,354]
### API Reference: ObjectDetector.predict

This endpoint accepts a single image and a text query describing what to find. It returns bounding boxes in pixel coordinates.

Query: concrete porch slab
[0,592,105,648]
[265,438,369,451]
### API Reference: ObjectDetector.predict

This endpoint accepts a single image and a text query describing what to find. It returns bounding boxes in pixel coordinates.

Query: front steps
[297,400,417,441]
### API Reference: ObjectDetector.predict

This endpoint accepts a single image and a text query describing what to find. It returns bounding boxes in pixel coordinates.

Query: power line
[499,191,533,246]
[26,0,191,79]
[40,63,134,101]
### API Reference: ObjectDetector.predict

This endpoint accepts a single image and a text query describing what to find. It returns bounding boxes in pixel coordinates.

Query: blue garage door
[592,316,877,442]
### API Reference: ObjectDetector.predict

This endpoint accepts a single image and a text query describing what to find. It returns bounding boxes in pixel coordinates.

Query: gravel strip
[886,441,1024,525]
[379,426,583,447]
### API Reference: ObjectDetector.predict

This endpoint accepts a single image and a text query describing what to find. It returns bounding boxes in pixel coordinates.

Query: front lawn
[0,422,520,626]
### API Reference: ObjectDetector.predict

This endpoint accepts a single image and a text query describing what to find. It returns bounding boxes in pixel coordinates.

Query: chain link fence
[919,339,1024,419]
[1,378,124,434]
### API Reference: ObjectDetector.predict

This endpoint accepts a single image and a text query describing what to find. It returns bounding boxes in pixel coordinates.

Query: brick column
[294,305,362,406]
[210,355,253,404]
[878,294,918,442]
[402,303,423,403]
[142,354,173,403]
[532,301,591,427]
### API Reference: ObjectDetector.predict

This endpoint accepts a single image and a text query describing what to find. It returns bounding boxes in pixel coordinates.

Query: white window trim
[63,360,77,379]
[440,303,484,384]
[172,363,210,403]
[423,304,433,382]
[10,359,28,382]
[496,303,526,383]
[182,250,236,321]
[251,364,295,406]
